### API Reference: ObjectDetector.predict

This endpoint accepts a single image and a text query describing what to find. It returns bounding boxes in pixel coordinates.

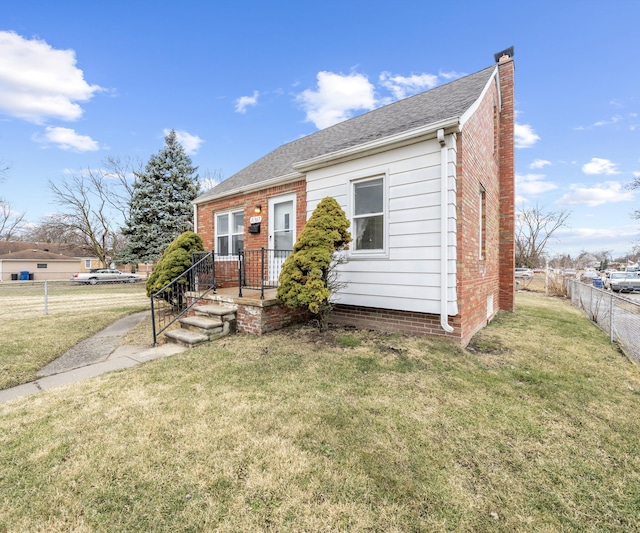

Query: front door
[268,194,296,281]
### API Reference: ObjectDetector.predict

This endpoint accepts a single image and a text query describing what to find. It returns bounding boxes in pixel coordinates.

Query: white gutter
[294,117,460,173]
[193,172,304,206]
[437,128,454,333]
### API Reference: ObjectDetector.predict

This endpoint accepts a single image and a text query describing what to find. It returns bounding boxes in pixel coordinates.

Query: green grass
[0,283,148,389]
[0,292,639,531]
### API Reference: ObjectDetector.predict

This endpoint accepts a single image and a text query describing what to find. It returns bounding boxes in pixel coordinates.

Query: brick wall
[195,180,307,251]
[454,58,514,345]
[498,57,516,312]
[236,301,310,334]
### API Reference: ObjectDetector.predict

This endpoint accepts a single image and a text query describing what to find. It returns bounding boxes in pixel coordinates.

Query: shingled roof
[0,249,79,261]
[195,64,497,203]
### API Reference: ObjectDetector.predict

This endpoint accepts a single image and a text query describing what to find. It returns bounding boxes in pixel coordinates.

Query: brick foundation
[236,300,310,335]
[198,293,310,335]
[330,304,465,344]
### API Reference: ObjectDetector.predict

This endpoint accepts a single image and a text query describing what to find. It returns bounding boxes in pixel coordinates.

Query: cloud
[438,70,466,80]
[379,71,438,100]
[164,128,204,155]
[34,127,99,152]
[556,181,634,207]
[516,173,558,195]
[297,71,377,129]
[573,112,637,131]
[235,91,259,114]
[530,159,552,169]
[593,115,622,127]
[0,31,103,124]
[514,123,540,148]
[582,157,620,175]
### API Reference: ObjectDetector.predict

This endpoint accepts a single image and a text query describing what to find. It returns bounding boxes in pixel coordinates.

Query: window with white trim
[215,210,244,255]
[85,259,91,269]
[352,176,384,252]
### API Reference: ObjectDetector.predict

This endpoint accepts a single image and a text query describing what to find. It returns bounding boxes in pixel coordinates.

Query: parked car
[604,271,640,292]
[515,268,534,280]
[71,269,143,285]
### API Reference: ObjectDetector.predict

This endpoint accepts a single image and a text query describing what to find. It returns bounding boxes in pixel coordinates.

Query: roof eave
[459,66,499,127]
[193,171,305,205]
[293,117,462,173]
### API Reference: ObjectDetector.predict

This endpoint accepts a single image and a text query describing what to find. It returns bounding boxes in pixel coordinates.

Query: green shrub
[277,197,351,331]
[145,231,204,297]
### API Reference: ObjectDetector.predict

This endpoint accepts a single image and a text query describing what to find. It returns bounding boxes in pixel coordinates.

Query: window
[216,210,244,255]
[85,259,91,269]
[353,177,385,252]
[479,186,486,260]
[37,263,47,269]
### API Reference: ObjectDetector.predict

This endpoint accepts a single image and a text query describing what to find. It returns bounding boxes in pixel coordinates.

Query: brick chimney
[496,47,515,312]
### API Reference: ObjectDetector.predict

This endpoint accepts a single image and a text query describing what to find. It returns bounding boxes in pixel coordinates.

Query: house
[193,49,515,346]
[0,241,105,281]
[0,249,82,281]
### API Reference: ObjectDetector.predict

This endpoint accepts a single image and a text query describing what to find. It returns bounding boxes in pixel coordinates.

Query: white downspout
[192,204,198,234]
[438,128,454,333]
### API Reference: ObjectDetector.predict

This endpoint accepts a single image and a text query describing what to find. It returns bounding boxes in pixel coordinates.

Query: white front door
[268,194,296,281]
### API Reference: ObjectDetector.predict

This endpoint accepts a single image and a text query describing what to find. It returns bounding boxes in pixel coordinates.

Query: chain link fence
[566,279,640,364]
[0,280,149,319]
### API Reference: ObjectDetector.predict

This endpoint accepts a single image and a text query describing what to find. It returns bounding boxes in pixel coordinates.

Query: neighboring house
[0,241,101,273]
[193,49,515,345]
[0,249,82,281]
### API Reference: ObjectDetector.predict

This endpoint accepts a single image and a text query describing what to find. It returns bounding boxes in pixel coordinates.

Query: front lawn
[0,292,639,531]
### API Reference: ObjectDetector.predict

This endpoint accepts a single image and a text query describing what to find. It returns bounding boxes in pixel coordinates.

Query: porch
[191,286,309,336]
[150,249,306,345]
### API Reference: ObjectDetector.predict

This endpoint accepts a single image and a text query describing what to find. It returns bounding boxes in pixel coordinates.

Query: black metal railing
[239,248,292,299]
[150,248,292,344]
[150,251,216,345]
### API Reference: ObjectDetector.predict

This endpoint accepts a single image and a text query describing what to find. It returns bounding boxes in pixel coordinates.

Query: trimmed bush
[145,231,204,297]
[277,197,351,331]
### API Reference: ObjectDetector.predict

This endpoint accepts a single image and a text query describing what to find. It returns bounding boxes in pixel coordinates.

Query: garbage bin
[592,278,603,289]
[11,273,18,281]
[19,271,29,280]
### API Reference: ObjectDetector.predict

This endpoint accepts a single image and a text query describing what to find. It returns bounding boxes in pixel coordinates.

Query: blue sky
[1,0,639,259]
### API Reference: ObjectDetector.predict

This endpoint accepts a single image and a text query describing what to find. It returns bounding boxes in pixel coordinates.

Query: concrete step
[164,329,209,348]
[179,315,223,336]
[195,304,238,319]
[165,303,237,348]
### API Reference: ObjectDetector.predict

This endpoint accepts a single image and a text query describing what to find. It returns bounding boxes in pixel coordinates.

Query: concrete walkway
[0,312,186,404]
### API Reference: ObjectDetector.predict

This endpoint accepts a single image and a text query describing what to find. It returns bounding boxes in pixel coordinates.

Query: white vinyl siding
[305,138,458,316]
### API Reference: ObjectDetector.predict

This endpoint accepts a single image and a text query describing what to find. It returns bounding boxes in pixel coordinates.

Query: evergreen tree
[277,197,351,331]
[120,130,199,264]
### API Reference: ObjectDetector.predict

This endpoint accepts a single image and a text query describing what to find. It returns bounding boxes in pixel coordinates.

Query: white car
[604,271,640,292]
[71,269,143,285]
[515,268,534,280]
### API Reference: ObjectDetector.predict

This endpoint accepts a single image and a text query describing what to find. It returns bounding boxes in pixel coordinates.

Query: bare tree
[47,159,140,266]
[0,158,9,181]
[199,168,223,194]
[0,160,27,240]
[515,204,570,268]
[0,200,26,241]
